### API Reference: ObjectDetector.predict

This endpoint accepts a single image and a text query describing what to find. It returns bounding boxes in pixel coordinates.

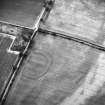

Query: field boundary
[0,33,19,55]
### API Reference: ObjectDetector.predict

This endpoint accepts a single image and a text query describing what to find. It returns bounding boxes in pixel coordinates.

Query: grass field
[0,34,18,97]
[4,32,103,105]
[0,0,44,28]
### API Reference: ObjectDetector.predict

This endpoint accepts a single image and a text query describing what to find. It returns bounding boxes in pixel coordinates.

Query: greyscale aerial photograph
[0,0,105,105]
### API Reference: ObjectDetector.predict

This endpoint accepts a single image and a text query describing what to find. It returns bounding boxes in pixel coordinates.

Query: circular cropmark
[22,50,53,80]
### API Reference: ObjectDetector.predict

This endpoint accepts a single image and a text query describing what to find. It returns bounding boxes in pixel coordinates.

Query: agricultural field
[0,0,44,28]
[4,32,105,105]
[0,34,18,97]
[41,0,105,45]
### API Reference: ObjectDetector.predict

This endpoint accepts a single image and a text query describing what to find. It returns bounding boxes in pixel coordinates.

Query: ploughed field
[4,32,103,105]
[42,0,105,45]
[0,34,18,97]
